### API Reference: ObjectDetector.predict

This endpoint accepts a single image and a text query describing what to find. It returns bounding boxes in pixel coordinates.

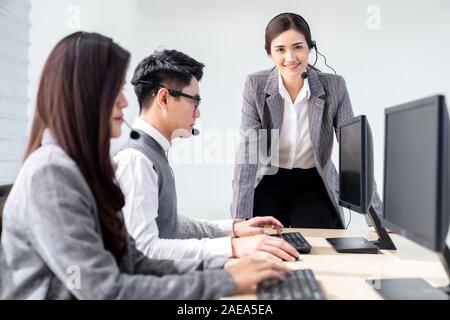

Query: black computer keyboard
[272,232,312,254]
[257,269,326,300]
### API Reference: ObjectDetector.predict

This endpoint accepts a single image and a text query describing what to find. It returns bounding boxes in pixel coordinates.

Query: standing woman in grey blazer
[231,13,382,228]
[0,32,289,299]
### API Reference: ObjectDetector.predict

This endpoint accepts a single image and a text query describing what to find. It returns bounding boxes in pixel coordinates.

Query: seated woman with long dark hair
[0,32,289,299]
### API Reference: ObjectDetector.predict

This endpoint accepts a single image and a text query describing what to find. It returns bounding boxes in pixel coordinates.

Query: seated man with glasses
[114,49,300,261]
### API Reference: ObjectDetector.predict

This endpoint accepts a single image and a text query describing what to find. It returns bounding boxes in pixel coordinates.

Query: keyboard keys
[297,270,312,298]
[290,272,304,299]
[272,232,312,254]
[257,269,325,300]
[308,270,326,299]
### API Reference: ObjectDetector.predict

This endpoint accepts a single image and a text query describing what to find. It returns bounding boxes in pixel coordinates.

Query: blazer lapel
[263,68,283,130]
[265,95,283,130]
[308,96,325,157]
[307,70,326,157]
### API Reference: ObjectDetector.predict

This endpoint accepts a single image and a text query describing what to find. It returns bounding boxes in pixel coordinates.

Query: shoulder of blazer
[313,71,346,94]
[245,68,347,100]
[247,68,273,79]
[24,144,95,206]
[246,68,275,93]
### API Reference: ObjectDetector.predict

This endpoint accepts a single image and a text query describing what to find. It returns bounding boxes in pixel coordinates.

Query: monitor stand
[367,278,449,300]
[368,245,450,299]
[326,206,397,254]
[437,245,450,295]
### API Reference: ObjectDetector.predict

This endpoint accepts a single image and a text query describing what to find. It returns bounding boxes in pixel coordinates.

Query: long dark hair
[264,13,314,54]
[22,32,130,262]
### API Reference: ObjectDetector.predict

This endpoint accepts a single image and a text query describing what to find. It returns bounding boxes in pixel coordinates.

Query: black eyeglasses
[139,81,201,111]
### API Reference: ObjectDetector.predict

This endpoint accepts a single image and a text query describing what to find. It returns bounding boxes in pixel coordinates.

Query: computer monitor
[327,115,396,254]
[339,115,374,213]
[378,95,450,297]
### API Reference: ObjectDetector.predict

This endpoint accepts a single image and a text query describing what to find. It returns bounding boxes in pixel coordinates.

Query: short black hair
[131,49,205,112]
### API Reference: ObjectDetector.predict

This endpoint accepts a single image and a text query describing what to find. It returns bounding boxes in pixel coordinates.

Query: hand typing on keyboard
[231,234,301,261]
[232,216,284,237]
[272,232,312,255]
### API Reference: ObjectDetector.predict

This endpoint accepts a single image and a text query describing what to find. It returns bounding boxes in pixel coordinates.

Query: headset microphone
[301,40,337,79]
[301,41,318,79]
[123,119,140,140]
[192,128,200,136]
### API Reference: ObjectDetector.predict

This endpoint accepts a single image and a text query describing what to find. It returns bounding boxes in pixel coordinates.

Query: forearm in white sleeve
[177,215,233,239]
[138,233,232,260]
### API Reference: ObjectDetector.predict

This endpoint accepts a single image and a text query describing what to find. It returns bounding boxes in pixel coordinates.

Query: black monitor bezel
[338,115,370,214]
[382,95,447,252]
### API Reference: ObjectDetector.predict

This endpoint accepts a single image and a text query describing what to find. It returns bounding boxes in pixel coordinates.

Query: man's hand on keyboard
[233,216,284,237]
[231,234,300,261]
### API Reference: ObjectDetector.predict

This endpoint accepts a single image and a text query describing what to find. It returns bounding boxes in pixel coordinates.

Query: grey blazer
[231,68,382,226]
[0,130,235,300]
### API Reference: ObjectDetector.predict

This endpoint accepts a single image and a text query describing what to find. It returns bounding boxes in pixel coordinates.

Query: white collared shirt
[114,117,232,259]
[275,71,315,169]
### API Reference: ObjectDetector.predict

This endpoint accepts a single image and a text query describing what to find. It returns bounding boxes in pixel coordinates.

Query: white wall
[0,0,29,185]
[28,0,143,135]
[27,0,450,228]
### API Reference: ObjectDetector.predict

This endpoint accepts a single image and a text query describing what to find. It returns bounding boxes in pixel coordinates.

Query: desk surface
[227,228,449,300]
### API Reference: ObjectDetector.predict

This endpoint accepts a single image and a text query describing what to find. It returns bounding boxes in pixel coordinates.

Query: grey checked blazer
[231,68,382,226]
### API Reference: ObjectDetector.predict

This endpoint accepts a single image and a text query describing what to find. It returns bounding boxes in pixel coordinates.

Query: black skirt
[253,167,343,229]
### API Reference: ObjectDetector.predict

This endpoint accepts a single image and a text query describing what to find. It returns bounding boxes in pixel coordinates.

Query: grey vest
[119,129,178,239]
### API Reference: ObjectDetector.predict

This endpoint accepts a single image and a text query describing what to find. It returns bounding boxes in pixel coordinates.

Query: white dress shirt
[275,71,316,169]
[114,117,233,259]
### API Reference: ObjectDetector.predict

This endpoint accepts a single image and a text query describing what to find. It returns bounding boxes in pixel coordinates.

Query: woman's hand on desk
[224,257,292,294]
[233,216,284,237]
[231,234,300,261]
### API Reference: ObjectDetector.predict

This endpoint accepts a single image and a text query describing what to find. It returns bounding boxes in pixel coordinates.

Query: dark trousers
[253,167,343,229]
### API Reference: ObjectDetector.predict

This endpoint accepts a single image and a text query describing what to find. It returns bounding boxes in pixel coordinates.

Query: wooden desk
[228,228,449,300]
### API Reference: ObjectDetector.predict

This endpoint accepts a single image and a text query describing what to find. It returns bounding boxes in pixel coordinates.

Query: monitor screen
[383,96,446,250]
[340,120,362,208]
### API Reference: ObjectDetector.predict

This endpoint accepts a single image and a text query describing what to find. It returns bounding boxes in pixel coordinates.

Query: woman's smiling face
[269,29,311,80]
